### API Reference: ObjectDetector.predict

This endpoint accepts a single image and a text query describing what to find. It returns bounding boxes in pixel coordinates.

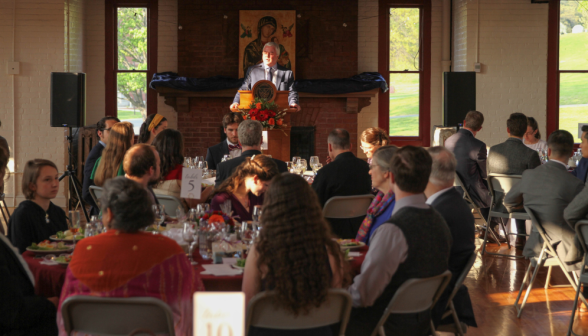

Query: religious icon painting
[239,10,296,78]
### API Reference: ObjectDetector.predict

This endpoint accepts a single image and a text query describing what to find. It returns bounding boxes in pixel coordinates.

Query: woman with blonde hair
[138,113,168,144]
[91,121,134,186]
[210,155,279,221]
[360,127,389,164]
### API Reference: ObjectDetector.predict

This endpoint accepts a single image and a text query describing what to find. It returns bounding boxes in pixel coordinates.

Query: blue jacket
[572,157,588,183]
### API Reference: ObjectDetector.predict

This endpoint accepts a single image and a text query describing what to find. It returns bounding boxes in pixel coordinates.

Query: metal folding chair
[453,173,493,240]
[370,270,452,336]
[567,220,588,336]
[61,296,176,336]
[514,207,587,318]
[0,193,10,234]
[246,289,352,336]
[323,194,374,219]
[154,194,183,218]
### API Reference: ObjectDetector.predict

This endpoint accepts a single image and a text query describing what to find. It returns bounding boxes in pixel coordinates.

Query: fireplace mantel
[155,87,378,114]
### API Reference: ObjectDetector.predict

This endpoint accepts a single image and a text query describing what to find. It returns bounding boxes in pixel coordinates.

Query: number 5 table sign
[181,168,203,199]
[194,292,245,336]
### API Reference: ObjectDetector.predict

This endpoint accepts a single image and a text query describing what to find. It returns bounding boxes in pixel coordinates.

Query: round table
[22,251,67,298]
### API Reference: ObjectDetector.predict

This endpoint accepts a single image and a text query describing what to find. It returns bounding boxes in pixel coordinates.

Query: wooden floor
[448,236,588,336]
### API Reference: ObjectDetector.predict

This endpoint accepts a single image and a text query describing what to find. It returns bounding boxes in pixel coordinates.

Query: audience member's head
[22,159,59,201]
[214,154,279,197]
[96,116,120,143]
[581,125,588,159]
[370,145,398,193]
[152,129,184,180]
[123,144,160,186]
[507,113,528,138]
[427,146,457,188]
[361,127,389,159]
[463,111,484,132]
[547,130,574,161]
[390,146,432,194]
[525,117,542,142]
[100,177,154,232]
[328,129,351,158]
[257,173,349,315]
[223,113,244,145]
[138,113,168,144]
[238,120,263,148]
[94,121,134,186]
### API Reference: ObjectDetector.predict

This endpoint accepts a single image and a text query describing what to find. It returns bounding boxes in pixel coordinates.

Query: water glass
[184,157,194,168]
[310,156,319,168]
[152,204,165,232]
[298,159,308,175]
[188,208,199,224]
[68,210,80,233]
[183,222,197,265]
[252,205,262,224]
[198,161,208,176]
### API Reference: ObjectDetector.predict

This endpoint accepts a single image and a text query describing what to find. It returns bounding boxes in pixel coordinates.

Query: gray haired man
[231,42,300,112]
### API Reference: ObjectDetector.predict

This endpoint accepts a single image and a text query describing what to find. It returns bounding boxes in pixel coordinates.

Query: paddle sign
[194,292,245,336]
[181,168,203,199]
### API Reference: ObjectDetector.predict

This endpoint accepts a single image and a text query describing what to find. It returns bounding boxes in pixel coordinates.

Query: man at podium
[230,41,300,112]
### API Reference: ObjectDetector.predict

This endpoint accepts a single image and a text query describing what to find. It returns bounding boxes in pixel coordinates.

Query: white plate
[26,246,74,255]
[50,235,84,242]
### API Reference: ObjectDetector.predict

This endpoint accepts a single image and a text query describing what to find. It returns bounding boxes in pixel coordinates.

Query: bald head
[427,146,457,187]
[123,144,158,178]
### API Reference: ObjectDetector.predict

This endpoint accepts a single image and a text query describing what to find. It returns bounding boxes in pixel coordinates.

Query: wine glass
[286,161,294,173]
[310,156,319,170]
[252,205,262,224]
[184,157,193,168]
[198,161,208,176]
[298,159,308,175]
[188,208,199,223]
[152,204,165,232]
[312,163,323,176]
[183,222,197,265]
[292,156,301,164]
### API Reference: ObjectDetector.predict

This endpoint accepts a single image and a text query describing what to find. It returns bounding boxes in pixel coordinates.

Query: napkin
[348,252,361,257]
[40,259,59,266]
[200,264,243,276]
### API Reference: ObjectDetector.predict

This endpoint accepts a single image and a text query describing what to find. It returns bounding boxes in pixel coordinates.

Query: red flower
[251,116,256,120]
[259,110,270,122]
[269,110,276,118]
[276,119,283,126]
[256,102,262,109]
[268,118,275,125]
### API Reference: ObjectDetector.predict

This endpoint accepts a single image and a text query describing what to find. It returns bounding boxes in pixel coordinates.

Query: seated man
[123,144,161,204]
[82,116,120,216]
[571,125,588,183]
[488,112,541,246]
[312,129,371,239]
[424,147,477,329]
[215,120,287,187]
[205,113,244,171]
[346,146,452,336]
[504,130,584,265]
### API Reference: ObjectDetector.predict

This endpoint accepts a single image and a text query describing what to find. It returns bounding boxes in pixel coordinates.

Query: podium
[230,80,297,162]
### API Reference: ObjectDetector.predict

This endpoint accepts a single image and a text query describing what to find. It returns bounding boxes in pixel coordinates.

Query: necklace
[45,213,50,224]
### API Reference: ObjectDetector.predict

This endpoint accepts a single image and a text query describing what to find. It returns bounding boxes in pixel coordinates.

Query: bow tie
[228,143,242,151]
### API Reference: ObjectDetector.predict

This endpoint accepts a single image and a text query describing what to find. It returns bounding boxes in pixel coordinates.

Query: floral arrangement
[239,97,288,130]
[201,210,235,227]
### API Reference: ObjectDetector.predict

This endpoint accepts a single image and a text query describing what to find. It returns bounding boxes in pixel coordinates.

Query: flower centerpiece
[239,97,288,130]
[201,210,235,231]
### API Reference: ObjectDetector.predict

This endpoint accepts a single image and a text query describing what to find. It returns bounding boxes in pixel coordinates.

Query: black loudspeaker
[50,72,85,127]
[443,72,476,127]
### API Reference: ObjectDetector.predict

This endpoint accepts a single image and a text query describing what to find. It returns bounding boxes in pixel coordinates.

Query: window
[548,0,588,143]
[378,0,431,146]
[106,0,158,134]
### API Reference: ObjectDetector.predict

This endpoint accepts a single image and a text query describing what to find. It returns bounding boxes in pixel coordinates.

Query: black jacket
[205,141,230,171]
[214,150,288,188]
[82,143,104,216]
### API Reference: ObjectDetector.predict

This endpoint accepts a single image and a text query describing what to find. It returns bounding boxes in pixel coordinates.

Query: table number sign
[194,292,245,336]
[181,168,203,199]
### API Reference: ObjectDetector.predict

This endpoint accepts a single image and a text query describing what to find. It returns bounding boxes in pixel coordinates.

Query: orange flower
[276,119,283,126]
[208,214,225,224]
[256,102,262,109]
[251,116,256,120]
[268,118,275,125]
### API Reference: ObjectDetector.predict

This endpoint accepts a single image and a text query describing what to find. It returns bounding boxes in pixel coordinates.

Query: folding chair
[436,251,478,336]
[370,270,452,336]
[567,220,588,336]
[246,289,352,336]
[0,193,10,234]
[61,296,176,336]
[514,207,587,318]
[323,194,374,219]
[453,173,494,241]
[482,174,530,258]
[154,194,183,218]
[89,185,103,209]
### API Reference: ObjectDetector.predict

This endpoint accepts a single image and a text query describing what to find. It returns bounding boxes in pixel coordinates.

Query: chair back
[524,206,560,258]
[323,195,374,219]
[487,173,522,202]
[574,220,588,256]
[447,251,477,303]
[154,194,183,218]
[89,185,103,208]
[61,296,175,336]
[246,289,352,335]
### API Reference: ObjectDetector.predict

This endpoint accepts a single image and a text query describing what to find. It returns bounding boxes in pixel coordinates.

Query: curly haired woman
[242,173,350,336]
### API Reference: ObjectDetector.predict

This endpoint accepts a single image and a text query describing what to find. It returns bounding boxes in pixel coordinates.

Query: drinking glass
[152,204,165,232]
[298,159,308,175]
[312,163,323,176]
[252,205,262,224]
[221,154,231,162]
[286,161,294,173]
[184,157,193,168]
[197,203,210,216]
[198,161,208,176]
[68,210,80,234]
[292,156,301,165]
[310,156,319,169]
[188,208,199,224]
[183,222,197,265]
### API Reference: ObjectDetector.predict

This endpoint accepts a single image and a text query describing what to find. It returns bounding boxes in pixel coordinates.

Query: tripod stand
[60,128,90,222]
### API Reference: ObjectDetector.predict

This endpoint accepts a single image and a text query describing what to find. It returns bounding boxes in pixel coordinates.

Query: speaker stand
[60,128,90,222]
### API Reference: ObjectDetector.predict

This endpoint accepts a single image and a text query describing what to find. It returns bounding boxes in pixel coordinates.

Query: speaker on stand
[443,72,476,127]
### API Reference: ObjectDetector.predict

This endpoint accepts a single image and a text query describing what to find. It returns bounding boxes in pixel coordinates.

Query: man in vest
[346,146,452,336]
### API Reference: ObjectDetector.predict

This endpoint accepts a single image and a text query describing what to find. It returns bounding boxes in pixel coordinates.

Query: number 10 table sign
[181,168,203,199]
[194,292,245,336]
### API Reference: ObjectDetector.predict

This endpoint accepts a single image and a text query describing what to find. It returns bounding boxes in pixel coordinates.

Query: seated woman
[360,127,389,164]
[8,159,68,253]
[138,113,168,144]
[523,116,548,152]
[356,146,398,245]
[210,155,278,221]
[243,173,349,336]
[91,121,134,187]
[0,148,59,336]
[57,177,204,335]
[152,129,212,210]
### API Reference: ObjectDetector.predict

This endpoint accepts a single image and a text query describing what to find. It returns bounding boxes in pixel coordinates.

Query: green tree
[117,8,148,118]
[389,8,420,71]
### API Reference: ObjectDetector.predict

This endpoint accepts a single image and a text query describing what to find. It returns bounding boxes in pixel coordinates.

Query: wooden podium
[230,80,297,162]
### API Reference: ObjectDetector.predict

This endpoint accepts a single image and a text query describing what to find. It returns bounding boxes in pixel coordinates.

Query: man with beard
[123,144,161,205]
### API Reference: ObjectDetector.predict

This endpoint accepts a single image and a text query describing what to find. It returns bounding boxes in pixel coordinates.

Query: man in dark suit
[82,116,119,216]
[487,112,541,247]
[215,120,287,187]
[312,129,371,238]
[425,147,476,329]
[571,125,588,183]
[230,41,300,112]
[505,130,584,265]
[205,113,244,171]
